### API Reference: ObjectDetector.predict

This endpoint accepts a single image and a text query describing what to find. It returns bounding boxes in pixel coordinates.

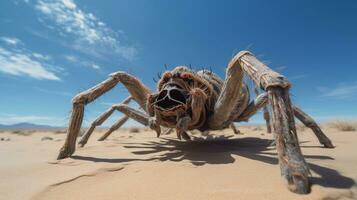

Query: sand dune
[0,126,356,200]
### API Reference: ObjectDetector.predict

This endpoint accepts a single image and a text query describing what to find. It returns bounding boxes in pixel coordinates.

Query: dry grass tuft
[327,120,357,131]
[252,126,263,131]
[143,127,151,132]
[129,127,140,133]
[54,129,67,134]
[11,130,35,136]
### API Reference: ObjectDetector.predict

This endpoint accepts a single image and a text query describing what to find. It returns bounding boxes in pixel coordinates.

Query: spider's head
[149,75,191,127]
[148,67,208,127]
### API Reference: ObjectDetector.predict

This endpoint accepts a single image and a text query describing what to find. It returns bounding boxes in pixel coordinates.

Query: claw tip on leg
[324,143,335,148]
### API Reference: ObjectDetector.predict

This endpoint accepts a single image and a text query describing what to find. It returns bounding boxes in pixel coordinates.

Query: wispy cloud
[274,66,287,72]
[100,102,116,107]
[63,54,101,70]
[0,37,61,80]
[34,86,72,97]
[32,52,51,60]
[63,55,77,62]
[0,36,22,45]
[34,0,136,61]
[0,114,64,126]
[91,63,100,70]
[318,81,357,99]
[289,74,309,80]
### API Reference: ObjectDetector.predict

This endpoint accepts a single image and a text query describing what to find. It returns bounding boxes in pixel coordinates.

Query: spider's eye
[162,72,172,81]
[180,73,192,79]
[155,87,186,110]
[169,89,186,104]
[157,89,168,100]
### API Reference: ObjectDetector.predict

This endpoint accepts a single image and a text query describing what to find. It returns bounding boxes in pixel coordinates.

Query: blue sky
[0,0,356,127]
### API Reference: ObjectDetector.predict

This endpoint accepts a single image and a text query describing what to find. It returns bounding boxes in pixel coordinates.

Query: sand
[0,126,356,200]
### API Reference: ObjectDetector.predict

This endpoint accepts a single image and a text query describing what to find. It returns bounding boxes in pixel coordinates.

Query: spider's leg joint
[109,71,126,79]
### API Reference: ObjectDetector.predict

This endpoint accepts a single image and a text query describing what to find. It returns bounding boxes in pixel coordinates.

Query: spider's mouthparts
[154,86,187,110]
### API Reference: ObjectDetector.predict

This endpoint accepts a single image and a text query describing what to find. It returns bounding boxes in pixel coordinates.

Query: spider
[57,51,334,194]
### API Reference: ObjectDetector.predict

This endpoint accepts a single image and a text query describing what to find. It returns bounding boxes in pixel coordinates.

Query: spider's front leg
[207,57,247,129]
[175,88,208,140]
[57,72,151,160]
[209,51,310,193]
[236,51,310,193]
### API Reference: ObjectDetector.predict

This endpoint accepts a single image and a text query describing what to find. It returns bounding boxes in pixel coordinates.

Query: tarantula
[57,51,334,194]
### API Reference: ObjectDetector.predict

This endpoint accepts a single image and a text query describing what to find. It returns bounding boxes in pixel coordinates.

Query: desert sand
[0,126,356,200]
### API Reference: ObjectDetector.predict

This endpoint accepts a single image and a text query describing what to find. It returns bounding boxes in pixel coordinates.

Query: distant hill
[0,122,57,129]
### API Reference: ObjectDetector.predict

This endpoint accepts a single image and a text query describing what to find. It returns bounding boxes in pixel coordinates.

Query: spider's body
[58,51,334,194]
[149,66,249,133]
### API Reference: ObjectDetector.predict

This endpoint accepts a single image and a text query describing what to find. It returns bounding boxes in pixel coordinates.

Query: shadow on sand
[72,135,355,190]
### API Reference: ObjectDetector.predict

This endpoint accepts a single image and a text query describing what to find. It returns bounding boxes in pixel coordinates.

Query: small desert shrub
[41,136,53,141]
[11,130,33,136]
[327,120,357,131]
[252,126,263,131]
[129,127,140,133]
[54,129,67,134]
[143,127,151,132]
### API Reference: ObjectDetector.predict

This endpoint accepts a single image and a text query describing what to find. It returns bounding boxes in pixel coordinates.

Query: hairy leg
[78,96,132,147]
[228,84,251,124]
[97,106,148,141]
[255,87,272,133]
[293,106,334,148]
[230,51,310,194]
[236,92,268,122]
[176,115,191,140]
[162,128,173,135]
[230,123,240,134]
[208,54,247,129]
[175,88,208,140]
[236,93,332,148]
[114,104,161,136]
[263,108,272,133]
[97,116,129,141]
[57,72,151,160]
[98,106,176,142]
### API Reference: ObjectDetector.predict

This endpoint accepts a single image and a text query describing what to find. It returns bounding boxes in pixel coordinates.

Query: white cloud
[0,37,22,46]
[63,55,77,62]
[32,52,51,60]
[64,54,101,70]
[62,0,76,9]
[318,81,357,99]
[91,63,100,70]
[35,0,136,60]
[0,43,60,80]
